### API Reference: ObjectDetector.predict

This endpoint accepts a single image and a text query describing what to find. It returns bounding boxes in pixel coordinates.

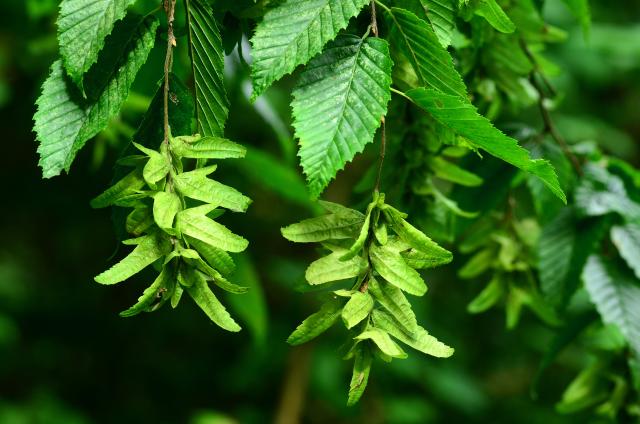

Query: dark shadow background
[0,0,639,423]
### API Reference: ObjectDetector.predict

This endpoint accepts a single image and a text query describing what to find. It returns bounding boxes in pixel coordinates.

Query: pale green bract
[250,0,370,99]
[474,0,516,33]
[292,35,393,197]
[282,192,453,404]
[35,16,158,178]
[57,0,138,90]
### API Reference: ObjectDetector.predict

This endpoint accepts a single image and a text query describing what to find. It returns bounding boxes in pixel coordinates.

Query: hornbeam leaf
[372,309,454,357]
[305,251,367,285]
[90,169,145,208]
[171,136,246,160]
[369,243,427,296]
[176,207,248,253]
[152,192,181,231]
[35,16,158,178]
[173,169,251,212]
[133,143,170,185]
[57,0,138,90]
[386,8,467,98]
[187,236,236,276]
[342,291,374,329]
[575,164,640,221]
[347,345,372,406]
[186,270,241,332]
[355,328,407,359]
[287,299,344,345]
[292,35,392,197]
[583,255,640,356]
[422,0,456,47]
[611,222,640,280]
[120,265,173,317]
[185,0,229,136]
[475,0,516,33]
[250,0,370,99]
[368,276,418,333]
[406,87,566,203]
[95,234,169,285]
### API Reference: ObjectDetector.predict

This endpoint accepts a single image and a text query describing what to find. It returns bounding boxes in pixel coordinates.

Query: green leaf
[120,265,173,317]
[474,0,516,33]
[95,234,169,285]
[428,156,483,187]
[281,213,365,243]
[347,345,373,406]
[382,207,453,262]
[342,291,374,329]
[171,284,184,308]
[152,192,181,231]
[575,164,640,221]
[341,201,376,260]
[187,236,236,276]
[292,35,392,197]
[305,251,367,285]
[368,276,418,333]
[90,169,146,208]
[35,16,158,178]
[406,87,566,203]
[249,0,369,99]
[185,0,229,136]
[126,205,154,236]
[170,136,246,160]
[423,0,456,47]
[611,222,640,280]
[537,208,575,306]
[57,0,138,90]
[355,327,408,359]
[176,206,248,253]
[287,298,344,345]
[186,270,241,332]
[583,255,640,356]
[458,247,493,279]
[467,274,504,313]
[372,309,454,357]
[369,243,427,296]
[561,0,591,39]
[386,8,467,98]
[173,169,251,213]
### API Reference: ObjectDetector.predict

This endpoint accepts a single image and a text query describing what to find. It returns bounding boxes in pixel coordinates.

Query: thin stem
[390,86,411,101]
[370,0,379,37]
[163,0,177,146]
[519,39,582,174]
[370,0,386,193]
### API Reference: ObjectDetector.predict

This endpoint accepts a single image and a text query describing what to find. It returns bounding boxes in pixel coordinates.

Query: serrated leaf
[423,0,456,47]
[341,201,376,260]
[347,345,372,406]
[153,191,181,231]
[292,35,392,197]
[306,251,367,285]
[538,208,575,306]
[583,255,640,356]
[187,236,236,276]
[368,276,418,333]
[575,164,640,221]
[611,222,640,280]
[369,243,427,296]
[90,169,146,208]
[287,298,344,345]
[35,16,158,178]
[342,291,374,329]
[119,265,173,317]
[372,309,454,357]
[133,143,170,185]
[475,0,515,33]
[186,270,241,332]
[386,8,467,97]
[57,0,138,90]
[382,207,453,262]
[250,0,369,99]
[406,87,566,203]
[176,206,248,253]
[171,136,246,160]
[95,233,169,285]
[173,169,251,212]
[281,213,364,243]
[185,0,229,136]
[355,327,407,358]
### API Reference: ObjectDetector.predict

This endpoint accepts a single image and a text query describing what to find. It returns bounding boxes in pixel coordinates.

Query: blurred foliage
[1,0,639,422]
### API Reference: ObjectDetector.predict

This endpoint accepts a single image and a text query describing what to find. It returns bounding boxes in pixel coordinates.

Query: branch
[371,0,387,193]
[519,39,582,175]
[163,0,177,145]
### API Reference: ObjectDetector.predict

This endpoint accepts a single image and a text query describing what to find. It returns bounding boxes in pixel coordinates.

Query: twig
[163,0,177,145]
[370,0,379,37]
[370,0,387,193]
[274,344,313,424]
[519,39,582,174]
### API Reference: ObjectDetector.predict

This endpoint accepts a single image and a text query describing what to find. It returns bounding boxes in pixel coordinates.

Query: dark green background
[1,0,639,422]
